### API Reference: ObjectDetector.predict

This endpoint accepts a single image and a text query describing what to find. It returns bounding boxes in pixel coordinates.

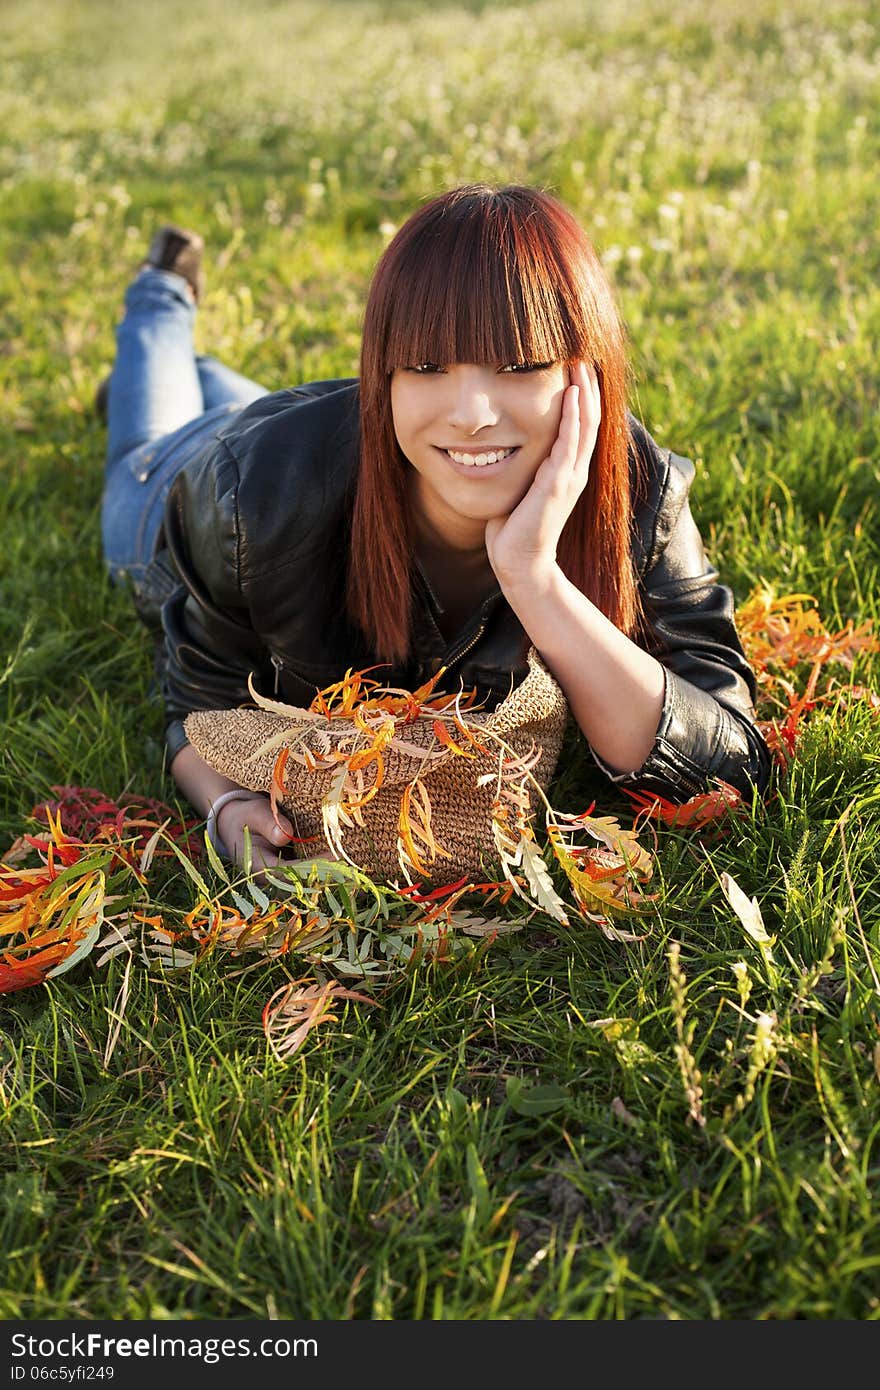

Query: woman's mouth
[440,446,519,470]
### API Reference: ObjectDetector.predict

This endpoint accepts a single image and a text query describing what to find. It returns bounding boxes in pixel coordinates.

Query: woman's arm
[486,361,770,796]
[160,439,297,867]
[497,567,665,774]
[171,743,295,869]
[487,361,664,770]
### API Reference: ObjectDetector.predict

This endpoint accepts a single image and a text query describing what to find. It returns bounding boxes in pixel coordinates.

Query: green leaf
[162,832,212,900]
[259,869,306,897]
[447,1087,468,1123]
[466,1142,490,1224]
[229,888,256,919]
[246,877,270,913]
[325,888,344,917]
[46,851,114,902]
[203,829,231,884]
[46,924,102,980]
[505,1078,570,1117]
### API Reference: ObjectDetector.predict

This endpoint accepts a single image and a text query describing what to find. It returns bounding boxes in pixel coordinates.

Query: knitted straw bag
[184,647,569,885]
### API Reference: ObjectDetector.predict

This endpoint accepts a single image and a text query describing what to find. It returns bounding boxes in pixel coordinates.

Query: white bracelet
[205,789,262,859]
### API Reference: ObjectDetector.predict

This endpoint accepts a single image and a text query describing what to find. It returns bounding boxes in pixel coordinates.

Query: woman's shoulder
[218,377,360,451]
[164,377,361,567]
[209,378,362,579]
[211,375,361,495]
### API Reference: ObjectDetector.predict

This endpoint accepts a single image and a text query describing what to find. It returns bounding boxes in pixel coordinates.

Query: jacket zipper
[651,745,703,798]
[443,622,486,671]
[270,653,284,695]
[414,559,489,675]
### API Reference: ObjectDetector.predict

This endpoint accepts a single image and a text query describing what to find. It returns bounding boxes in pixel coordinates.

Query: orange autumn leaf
[398,779,451,878]
[432,719,477,758]
[738,587,879,691]
[262,976,379,1061]
[624,782,743,831]
[0,946,71,993]
[546,823,652,922]
[451,714,490,755]
[0,867,107,992]
[269,747,291,830]
[308,666,384,719]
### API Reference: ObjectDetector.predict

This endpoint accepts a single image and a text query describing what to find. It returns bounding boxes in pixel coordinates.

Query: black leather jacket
[142,378,771,801]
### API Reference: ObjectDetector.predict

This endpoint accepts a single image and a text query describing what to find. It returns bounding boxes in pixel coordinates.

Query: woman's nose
[445,366,501,433]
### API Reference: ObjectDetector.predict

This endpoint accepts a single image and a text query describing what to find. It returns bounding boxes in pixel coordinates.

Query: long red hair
[349,184,638,663]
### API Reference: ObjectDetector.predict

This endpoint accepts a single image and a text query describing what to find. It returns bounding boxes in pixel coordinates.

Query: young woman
[100,184,771,870]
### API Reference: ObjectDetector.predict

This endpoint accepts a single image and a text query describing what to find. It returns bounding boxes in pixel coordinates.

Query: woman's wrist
[171,744,244,821]
[206,788,265,857]
[494,558,564,609]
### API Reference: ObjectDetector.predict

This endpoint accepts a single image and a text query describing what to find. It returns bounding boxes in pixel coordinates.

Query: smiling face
[391,360,570,549]
[352,187,635,661]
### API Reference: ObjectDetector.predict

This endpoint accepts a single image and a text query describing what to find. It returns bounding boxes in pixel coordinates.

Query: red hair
[349,184,638,663]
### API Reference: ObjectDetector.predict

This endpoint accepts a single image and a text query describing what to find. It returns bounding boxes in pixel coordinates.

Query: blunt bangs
[376,189,592,372]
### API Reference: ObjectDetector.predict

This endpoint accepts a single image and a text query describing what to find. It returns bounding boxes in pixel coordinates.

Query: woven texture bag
[184,647,569,884]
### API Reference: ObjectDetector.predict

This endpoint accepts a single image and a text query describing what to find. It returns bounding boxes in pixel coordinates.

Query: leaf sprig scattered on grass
[3,585,876,1064]
[737,586,880,764]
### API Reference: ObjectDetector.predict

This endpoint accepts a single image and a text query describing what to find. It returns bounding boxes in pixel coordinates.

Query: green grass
[2,0,880,1321]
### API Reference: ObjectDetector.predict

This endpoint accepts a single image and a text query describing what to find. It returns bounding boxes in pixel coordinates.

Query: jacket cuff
[165,719,190,764]
[590,667,771,800]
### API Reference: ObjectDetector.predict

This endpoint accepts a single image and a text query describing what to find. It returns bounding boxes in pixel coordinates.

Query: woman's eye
[409,362,443,374]
[499,361,554,374]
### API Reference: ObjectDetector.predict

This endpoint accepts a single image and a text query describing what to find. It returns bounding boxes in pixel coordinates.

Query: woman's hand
[215,793,297,872]
[171,744,325,878]
[484,359,601,584]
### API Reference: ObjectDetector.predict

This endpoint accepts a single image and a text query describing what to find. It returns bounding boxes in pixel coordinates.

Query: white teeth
[446,447,514,467]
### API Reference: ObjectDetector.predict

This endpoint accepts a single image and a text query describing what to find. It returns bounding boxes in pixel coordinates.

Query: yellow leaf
[519,838,568,925]
[720,872,775,952]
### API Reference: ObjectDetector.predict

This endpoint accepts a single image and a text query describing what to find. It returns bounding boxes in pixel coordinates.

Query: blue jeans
[101,268,269,586]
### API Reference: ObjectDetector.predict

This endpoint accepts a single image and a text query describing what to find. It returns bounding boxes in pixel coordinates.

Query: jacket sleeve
[593,453,772,800]
[159,436,274,762]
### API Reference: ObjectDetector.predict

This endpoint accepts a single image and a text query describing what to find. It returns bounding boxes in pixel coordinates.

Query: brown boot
[95,224,206,422]
[140,223,206,303]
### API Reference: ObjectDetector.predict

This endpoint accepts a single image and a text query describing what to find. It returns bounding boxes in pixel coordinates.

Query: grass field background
[2,0,879,1319]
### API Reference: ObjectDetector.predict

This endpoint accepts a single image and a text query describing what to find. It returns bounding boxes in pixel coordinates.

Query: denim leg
[103,267,206,582]
[196,355,269,410]
[102,407,240,583]
[106,268,202,468]
[101,270,271,586]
